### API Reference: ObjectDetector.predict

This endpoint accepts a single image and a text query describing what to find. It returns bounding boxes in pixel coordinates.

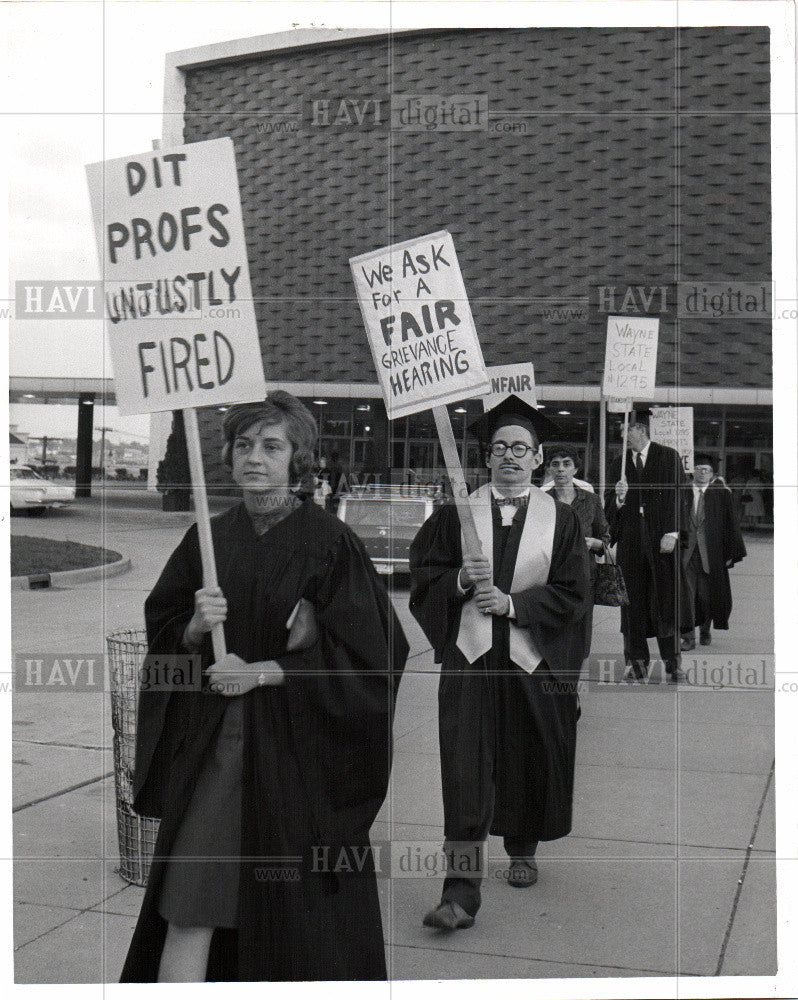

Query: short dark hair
[545,444,580,470]
[693,453,716,469]
[221,392,318,490]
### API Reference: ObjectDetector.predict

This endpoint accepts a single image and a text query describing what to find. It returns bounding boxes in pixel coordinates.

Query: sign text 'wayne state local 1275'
[601,315,659,400]
[86,138,266,415]
[350,231,490,419]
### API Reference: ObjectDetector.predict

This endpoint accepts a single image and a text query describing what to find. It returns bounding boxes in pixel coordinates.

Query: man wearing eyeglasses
[410,395,591,931]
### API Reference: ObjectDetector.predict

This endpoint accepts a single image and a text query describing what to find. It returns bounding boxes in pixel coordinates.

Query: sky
[5,0,390,438]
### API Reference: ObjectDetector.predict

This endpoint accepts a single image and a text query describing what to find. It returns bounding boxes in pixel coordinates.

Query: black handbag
[593,546,629,607]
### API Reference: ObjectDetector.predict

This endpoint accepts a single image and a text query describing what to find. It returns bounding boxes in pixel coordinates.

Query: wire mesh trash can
[107,628,160,887]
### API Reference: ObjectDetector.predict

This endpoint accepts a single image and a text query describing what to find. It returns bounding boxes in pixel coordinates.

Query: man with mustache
[410,396,591,931]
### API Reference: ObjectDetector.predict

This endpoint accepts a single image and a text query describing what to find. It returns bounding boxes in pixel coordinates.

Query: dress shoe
[681,635,696,651]
[507,858,538,888]
[624,661,649,682]
[422,901,475,931]
[699,628,712,646]
[666,667,688,683]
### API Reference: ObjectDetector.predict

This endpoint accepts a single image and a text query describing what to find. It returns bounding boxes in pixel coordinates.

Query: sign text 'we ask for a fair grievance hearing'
[350,231,490,420]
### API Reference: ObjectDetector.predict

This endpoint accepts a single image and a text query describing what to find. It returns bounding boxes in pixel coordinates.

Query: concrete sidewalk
[11,499,776,982]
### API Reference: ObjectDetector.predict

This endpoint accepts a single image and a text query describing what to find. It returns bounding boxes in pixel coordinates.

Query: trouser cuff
[504,837,538,859]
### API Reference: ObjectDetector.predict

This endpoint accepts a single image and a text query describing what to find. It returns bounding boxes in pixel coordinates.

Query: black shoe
[667,667,688,683]
[681,635,696,651]
[507,858,538,888]
[699,628,712,646]
[422,901,475,931]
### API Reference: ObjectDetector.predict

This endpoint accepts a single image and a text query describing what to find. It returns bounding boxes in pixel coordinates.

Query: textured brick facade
[175,27,771,482]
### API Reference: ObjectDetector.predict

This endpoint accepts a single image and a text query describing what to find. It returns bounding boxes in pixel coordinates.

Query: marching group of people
[121,390,750,981]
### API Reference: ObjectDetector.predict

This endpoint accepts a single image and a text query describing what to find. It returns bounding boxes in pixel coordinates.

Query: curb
[11,556,132,591]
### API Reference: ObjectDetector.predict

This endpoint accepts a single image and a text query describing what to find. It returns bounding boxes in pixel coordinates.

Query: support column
[584,404,593,482]
[371,399,390,484]
[75,393,95,497]
[718,405,728,477]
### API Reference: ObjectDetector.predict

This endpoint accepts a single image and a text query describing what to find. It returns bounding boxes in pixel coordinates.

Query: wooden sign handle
[183,407,227,663]
[432,405,492,590]
[598,394,607,500]
[620,399,631,482]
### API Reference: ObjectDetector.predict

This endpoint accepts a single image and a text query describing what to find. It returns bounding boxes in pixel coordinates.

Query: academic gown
[548,485,612,659]
[409,495,590,843]
[686,481,747,630]
[120,499,408,983]
[605,441,687,639]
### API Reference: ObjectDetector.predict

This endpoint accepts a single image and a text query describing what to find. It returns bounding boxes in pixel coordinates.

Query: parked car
[337,484,443,577]
[10,465,75,514]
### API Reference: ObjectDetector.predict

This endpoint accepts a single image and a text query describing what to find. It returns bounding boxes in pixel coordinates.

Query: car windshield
[11,468,43,480]
[345,499,428,528]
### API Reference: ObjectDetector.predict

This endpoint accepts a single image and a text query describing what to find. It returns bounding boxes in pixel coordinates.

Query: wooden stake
[432,405,491,587]
[152,139,226,664]
[599,394,607,500]
[183,406,227,663]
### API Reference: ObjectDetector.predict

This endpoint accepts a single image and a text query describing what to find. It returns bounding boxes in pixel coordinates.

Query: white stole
[456,483,556,674]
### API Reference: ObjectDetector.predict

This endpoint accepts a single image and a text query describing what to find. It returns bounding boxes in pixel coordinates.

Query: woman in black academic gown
[120,392,408,983]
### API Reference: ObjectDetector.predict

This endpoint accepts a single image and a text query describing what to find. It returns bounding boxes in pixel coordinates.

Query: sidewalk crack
[13,772,114,813]
[714,758,774,975]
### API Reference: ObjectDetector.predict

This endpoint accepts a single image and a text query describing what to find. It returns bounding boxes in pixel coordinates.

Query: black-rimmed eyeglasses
[488,442,536,458]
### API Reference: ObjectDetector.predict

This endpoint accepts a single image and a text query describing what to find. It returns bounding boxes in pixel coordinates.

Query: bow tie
[495,495,527,508]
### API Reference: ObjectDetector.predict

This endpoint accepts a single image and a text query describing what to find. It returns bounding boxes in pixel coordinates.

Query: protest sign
[349,231,490,419]
[86,138,267,663]
[483,363,537,409]
[350,231,490,572]
[86,138,266,415]
[650,406,695,473]
[601,315,659,482]
[601,315,659,399]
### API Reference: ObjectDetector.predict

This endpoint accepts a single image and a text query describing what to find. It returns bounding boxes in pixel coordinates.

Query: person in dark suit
[605,408,687,682]
[680,453,747,650]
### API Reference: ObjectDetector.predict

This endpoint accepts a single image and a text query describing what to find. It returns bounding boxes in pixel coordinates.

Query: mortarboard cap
[468,394,562,445]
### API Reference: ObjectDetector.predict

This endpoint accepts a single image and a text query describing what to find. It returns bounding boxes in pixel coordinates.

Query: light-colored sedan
[10,465,75,514]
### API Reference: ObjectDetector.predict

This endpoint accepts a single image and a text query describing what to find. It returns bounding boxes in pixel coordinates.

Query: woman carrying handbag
[544,446,622,660]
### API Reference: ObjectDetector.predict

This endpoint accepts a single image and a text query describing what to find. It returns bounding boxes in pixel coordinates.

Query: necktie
[632,453,644,514]
[697,489,705,522]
